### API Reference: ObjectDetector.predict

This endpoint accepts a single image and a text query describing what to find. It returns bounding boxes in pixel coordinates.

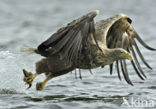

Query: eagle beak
[126,53,132,60]
[121,52,132,60]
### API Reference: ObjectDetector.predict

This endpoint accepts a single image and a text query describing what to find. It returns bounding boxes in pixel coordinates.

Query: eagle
[21,10,155,91]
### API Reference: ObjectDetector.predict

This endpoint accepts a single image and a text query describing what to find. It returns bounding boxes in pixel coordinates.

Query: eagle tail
[20,46,37,54]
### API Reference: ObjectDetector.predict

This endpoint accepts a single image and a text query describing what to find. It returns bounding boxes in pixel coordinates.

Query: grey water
[0,0,156,109]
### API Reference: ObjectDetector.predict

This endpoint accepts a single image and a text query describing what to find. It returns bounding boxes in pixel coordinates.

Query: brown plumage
[21,10,155,90]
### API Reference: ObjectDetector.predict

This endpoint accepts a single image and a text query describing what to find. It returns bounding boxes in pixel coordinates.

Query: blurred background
[0,0,156,109]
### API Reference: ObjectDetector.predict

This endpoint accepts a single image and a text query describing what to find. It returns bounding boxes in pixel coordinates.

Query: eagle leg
[23,69,38,89]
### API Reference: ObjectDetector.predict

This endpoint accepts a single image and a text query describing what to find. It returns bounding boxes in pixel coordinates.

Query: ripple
[23,94,132,103]
[47,84,67,88]
[44,95,66,100]
[13,106,32,109]
[0,89,23,94]
[64,97,99,102]
[24,96,43,102]
[24,95,66,102]
[148,86,156,89]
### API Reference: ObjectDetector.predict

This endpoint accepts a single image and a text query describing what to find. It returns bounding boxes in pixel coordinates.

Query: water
[0,0,156,109]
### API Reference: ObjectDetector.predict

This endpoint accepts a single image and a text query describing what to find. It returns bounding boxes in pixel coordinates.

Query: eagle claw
[36,82,43,91]
[23,69,35,89]
[36,79,48,91]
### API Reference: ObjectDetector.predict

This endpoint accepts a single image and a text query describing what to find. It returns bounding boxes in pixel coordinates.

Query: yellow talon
[36,79,48,91]
[23,69,38,89]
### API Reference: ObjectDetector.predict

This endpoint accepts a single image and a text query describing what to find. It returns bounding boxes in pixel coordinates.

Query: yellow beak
[126,53,132,60]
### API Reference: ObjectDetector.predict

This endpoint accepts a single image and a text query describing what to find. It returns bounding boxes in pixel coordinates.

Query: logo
[122,97,155,108]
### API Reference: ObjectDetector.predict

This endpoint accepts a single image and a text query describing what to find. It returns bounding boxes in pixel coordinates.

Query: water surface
[0,0,156,109]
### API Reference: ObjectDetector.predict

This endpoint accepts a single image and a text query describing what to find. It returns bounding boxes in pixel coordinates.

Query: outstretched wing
[106,14,156,85]
[37,10,101,65]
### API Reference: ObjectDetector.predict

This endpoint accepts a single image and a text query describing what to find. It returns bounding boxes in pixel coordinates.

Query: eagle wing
[105,14,156,85]
[37,10,101,65]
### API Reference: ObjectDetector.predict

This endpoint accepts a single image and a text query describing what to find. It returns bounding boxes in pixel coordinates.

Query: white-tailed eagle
[21,10,155,90]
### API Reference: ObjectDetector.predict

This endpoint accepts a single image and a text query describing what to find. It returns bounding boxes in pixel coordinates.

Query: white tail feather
[20,46,36,53]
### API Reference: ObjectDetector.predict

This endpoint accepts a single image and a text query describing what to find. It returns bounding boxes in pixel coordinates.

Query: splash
[0,51,26,93]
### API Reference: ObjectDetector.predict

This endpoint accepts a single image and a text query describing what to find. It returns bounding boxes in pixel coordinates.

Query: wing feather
[131,60,145,80]
[37,10,99,67]
[134,31,156,51]
[116,61,121,81]
[106,15,155,84]
[109,64,113,75]
[133,40,152,69]
[120,60,133,85]
[130,45,147,78]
